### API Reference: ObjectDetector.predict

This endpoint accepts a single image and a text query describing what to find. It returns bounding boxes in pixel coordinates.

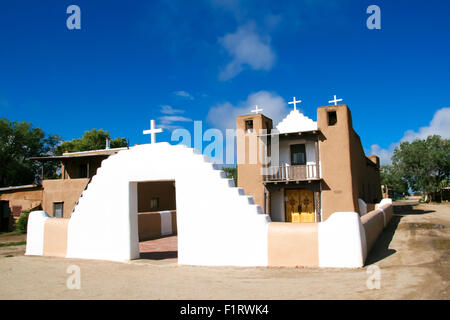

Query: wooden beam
[315,137,320,179]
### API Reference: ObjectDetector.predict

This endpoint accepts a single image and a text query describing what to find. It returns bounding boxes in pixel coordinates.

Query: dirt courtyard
[0,201,449,299]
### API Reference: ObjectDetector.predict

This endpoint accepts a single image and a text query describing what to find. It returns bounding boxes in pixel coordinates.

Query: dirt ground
[0,201,448,300]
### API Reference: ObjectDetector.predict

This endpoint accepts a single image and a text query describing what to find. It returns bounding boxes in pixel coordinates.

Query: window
[328,111,337,126]
[265,121,271,134]
[150,197,159,210]
[245,120,254,133]
[290,144,306,165]
[53,202,64,218]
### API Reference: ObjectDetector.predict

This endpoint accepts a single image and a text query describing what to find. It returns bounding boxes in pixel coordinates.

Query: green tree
[55,129,128,155]
[380,164,409,195]
[222,166,237,186]
[0,118,60,187]
[392,135,449,201]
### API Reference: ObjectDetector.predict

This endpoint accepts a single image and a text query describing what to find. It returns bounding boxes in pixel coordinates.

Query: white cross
[143,119,163,144]
[328,95,343,106]
[251,105,263,114]
[288,97,302,110]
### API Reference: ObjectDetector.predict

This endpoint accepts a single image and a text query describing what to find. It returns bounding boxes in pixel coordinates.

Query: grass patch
[0,231,23,235]
[4,255,13,258]
[0,241,26,247]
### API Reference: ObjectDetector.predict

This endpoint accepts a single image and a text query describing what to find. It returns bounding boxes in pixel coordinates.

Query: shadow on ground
[140,251,178,260]
[365,203,437,265]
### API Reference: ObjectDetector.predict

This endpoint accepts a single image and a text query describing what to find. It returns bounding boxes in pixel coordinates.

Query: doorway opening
[0,201,10,232]
[136,180,177,261]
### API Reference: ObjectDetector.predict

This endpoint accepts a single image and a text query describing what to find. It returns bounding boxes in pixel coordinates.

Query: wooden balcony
[263,164,320,182]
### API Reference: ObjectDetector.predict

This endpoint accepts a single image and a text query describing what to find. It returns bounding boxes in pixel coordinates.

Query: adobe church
[24,95,391,268]
[236,97,382,223]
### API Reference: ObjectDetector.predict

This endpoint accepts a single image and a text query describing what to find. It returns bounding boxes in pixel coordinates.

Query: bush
[15,210,31,234]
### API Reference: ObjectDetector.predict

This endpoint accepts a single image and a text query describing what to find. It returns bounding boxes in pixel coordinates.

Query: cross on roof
[251,105,263,114]
[288,96,302,110]
[143,119,163,144]
[328,95,343,106]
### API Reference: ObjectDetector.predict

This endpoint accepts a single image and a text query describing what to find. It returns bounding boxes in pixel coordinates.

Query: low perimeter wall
[267,199,394,268]
[138,210,177,241]
[26,201,393,268]
[26,210,177,258]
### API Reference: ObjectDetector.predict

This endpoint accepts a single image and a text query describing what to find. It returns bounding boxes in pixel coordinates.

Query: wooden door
[285,189,315,223]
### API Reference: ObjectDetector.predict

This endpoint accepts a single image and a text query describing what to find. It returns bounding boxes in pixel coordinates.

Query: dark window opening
[328,111,337,126]
[245,120,254,133]
[150,197,160,210]
[290,144,306,165]
[265,121,271,134]
[53,202,64,218]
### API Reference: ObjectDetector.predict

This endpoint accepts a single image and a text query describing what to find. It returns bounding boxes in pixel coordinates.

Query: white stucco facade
[65,143,271,266]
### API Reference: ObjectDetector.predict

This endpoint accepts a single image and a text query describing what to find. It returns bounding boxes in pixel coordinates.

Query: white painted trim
[318,212,366,268]
[25,211,50,256]
[160,211,173,235]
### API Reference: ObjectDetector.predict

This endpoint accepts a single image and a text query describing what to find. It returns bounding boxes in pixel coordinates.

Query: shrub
[15,210,31,234]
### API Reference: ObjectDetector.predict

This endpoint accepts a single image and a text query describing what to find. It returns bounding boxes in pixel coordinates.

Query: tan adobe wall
[361,203,393,253]
[236,114,272,212]
[0,187,43,216]
[348,130,382,204]
[43,218,70,257]
[138,210,177,241]
[42,178,90,217]
[268,222,319,267]
[137,181,176,212]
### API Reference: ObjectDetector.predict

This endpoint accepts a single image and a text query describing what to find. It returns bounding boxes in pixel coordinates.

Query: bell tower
[236,112,273,213]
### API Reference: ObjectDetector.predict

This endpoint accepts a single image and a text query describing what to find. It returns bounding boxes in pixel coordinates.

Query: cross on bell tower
[143,119,163,144]
[328,95,343,106]
[251,105,263,114]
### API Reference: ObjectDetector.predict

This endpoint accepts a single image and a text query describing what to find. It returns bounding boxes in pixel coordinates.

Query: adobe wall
[361,199,393,252]
[138,210,177,241]
[42,178,89,217]
[236,114,272,213]
[349,131,382,204]
[137,181,176,212]
[0,187,43,216]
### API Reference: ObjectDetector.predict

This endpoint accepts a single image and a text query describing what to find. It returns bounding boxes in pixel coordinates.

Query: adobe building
[237,102,382,223]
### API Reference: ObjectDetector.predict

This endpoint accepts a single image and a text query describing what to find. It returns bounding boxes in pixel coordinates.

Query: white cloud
[218,24,275,81]
[206,90,289,131]
[160,105,185,115]
[369,107,450,165]
[159,116,192,122]
[158,115,193,130]
[174,91,194,100]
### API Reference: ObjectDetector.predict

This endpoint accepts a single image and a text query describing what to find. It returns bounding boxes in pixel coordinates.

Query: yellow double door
[285,189,315,223]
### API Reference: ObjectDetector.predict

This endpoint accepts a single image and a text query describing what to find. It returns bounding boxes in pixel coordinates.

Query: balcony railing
[263,164,320,182]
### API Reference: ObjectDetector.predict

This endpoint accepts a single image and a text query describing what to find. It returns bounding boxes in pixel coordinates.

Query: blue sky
[1,0,449,164]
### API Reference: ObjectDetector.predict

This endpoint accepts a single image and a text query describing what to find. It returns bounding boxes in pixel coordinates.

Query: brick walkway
[139,235,178,260]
